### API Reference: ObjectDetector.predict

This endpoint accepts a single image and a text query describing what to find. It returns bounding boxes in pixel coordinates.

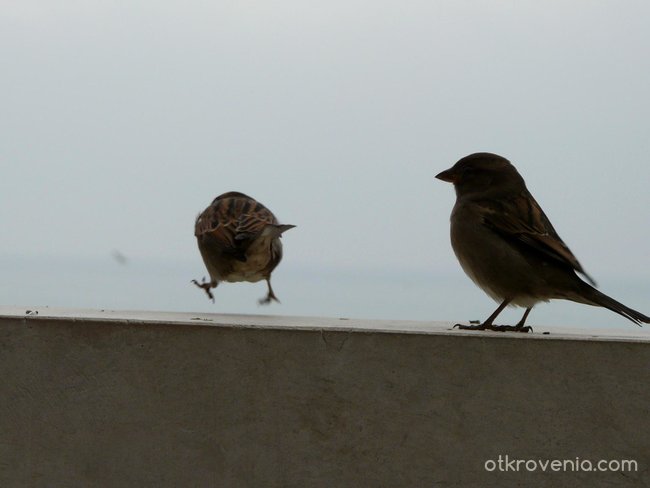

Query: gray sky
[2,0,649,286]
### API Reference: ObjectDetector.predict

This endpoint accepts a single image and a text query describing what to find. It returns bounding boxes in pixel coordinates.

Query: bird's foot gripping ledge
[453,323,533,333]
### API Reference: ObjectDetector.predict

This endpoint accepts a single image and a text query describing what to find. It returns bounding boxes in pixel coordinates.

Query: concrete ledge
[1,308,649,487]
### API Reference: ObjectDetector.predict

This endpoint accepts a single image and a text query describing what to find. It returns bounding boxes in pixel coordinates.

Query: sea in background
[1,254,648,330]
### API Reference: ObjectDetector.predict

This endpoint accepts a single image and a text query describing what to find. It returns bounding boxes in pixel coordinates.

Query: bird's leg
[191,277,217,303]
[481,307,533,333]
[512,307,533,332]
[453,300,532,333]
[454,299,509,330]
[258,278,280,305]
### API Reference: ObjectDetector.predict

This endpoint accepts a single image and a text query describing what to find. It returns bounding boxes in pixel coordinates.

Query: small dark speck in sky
[111,250,128,265]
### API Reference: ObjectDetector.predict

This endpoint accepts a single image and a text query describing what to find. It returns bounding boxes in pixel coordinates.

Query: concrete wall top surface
[1,306,648,343]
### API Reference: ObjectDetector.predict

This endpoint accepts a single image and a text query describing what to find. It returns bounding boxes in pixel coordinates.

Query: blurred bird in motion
[111,250,128,265]
[193,192,295,304]
[436,152,650,332]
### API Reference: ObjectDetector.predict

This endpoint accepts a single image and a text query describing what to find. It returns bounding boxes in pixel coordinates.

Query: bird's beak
[435,168,457,183]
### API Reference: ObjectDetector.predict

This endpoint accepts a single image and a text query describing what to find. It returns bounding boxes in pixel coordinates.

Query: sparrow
[436,152,650,332]
[193,191,295,304]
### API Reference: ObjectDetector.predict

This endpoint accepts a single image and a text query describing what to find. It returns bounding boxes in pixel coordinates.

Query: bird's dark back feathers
[195,192,279,259]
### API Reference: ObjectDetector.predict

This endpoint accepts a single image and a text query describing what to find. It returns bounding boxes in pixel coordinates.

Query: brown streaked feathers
[475,191,596,286]
[193,192,295,304]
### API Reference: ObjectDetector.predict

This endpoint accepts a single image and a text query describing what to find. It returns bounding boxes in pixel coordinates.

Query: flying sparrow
[193,192,295,304]
[436,152,649,332]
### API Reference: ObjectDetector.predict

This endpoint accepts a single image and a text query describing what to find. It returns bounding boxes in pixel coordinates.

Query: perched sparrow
[193,192,295,304]
[436,152,649,332]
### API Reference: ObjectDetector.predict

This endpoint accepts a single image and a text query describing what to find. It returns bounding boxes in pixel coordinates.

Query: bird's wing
[478,190,596,285]
[194,192,277,257]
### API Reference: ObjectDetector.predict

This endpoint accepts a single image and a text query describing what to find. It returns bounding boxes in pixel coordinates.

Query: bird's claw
[191,277,215,303]
[453,323,532,333]
[258,294,280,306]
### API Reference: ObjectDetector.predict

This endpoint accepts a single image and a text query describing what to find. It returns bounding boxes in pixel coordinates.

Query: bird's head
[436,152,526,198]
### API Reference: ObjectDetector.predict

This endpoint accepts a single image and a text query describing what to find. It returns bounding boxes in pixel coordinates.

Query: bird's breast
[449,202,545,306]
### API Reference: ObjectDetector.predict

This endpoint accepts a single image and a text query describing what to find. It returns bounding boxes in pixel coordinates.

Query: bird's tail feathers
[578,283,650,326]
[262,224,296,238]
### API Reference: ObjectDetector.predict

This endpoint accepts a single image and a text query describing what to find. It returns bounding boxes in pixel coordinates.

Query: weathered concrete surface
[0,307,649,488]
